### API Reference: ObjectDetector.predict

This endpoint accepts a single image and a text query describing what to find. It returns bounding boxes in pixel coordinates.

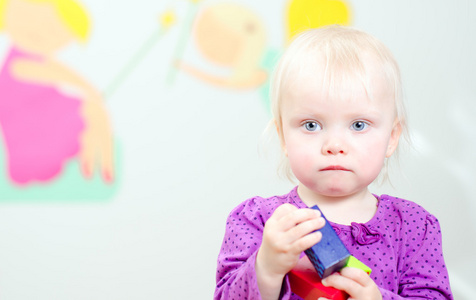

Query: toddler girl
[215,26,453,300]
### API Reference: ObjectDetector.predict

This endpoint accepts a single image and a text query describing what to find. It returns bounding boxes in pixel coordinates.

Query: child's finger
[321,273,361,297]
[271,203,298,220]
[267,204,298,231]
[292,230,322,253]
[339,267,373,287]
[322,268,380,300]
[289,215,325,239]
[278,208,322,231]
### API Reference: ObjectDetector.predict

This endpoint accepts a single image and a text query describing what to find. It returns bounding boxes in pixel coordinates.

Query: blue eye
[304,121,321,132]
[351,121,368,131]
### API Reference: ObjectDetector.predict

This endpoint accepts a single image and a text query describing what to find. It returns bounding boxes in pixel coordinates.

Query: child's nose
[322,137,348,155]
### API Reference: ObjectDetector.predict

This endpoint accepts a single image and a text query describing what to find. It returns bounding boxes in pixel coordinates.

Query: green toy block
[344,256,372,275]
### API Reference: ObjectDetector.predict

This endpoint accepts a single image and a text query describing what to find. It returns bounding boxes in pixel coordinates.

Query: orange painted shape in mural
[178,3,267,89]
[194,7,244,67]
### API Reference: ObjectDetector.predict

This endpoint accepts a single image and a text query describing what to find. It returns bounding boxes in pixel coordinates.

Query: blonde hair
[0,0,90,42]
[270,25,408,180]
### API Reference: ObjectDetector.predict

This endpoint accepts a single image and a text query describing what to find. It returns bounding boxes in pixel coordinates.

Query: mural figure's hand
[176,59,267,89]
[79,92,114,183]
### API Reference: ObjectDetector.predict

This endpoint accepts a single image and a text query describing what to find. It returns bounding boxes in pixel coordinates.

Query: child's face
[280,57,401,198]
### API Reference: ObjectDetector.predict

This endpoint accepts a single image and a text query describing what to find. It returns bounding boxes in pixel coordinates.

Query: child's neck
[297,184,378,226]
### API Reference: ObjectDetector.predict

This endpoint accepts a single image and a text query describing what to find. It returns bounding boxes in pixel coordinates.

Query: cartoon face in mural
[0,0,115,198]
[1,0,80,55]
[178,2,267,89]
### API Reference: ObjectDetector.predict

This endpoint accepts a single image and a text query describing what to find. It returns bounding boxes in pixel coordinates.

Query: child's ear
[386,118,402,158]
[274,119,288,156]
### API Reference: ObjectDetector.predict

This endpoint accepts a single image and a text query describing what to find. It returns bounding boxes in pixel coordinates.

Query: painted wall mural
[177,2,268,89]
[173,0,351,110]
[0,0,351,201]
[0,0,118,201]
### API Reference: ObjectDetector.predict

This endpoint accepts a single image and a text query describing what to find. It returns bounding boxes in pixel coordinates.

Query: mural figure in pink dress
[0,0,114,186]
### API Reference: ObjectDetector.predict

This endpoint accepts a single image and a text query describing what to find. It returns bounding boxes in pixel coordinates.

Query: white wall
[0,0,474,299]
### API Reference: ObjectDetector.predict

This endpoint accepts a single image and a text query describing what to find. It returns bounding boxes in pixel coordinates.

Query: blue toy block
[304,205,350,279]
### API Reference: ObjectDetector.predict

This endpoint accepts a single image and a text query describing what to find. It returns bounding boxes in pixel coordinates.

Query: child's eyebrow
[288,111,323,120]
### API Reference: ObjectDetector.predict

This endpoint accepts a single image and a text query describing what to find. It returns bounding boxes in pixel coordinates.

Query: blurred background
[0,0,474,299]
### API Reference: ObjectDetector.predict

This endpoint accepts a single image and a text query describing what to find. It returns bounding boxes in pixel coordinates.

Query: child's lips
[320,165,351,171]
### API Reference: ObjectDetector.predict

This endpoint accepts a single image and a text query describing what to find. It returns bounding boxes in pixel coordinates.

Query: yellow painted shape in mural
[160,9,176,29]
[286,0,351,43]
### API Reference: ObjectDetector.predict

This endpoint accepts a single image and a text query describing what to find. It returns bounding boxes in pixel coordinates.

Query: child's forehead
[287,49,384,79]
[281,74,396,119]
[284,54,392,99]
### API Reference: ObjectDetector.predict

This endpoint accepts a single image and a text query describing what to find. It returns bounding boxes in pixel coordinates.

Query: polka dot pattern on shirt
[214,187,453,300]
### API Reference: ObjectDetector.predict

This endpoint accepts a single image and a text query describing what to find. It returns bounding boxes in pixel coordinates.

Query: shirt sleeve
[214,199,264,300]
[214,198,295,300]
[380,214,453,300]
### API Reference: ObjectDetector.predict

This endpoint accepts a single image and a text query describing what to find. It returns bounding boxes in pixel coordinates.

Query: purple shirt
[215,187,453,299]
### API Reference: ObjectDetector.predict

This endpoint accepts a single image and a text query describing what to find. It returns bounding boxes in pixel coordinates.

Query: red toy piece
[289,255,372,300]
[289,256,348,300]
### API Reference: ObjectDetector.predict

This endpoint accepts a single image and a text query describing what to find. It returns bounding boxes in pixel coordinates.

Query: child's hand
[320,267,382,300]
[256,203,325,299]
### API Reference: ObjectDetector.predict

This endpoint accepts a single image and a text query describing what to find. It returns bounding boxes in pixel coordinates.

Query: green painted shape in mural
[259,48,282,114]
[0,142,122,202]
